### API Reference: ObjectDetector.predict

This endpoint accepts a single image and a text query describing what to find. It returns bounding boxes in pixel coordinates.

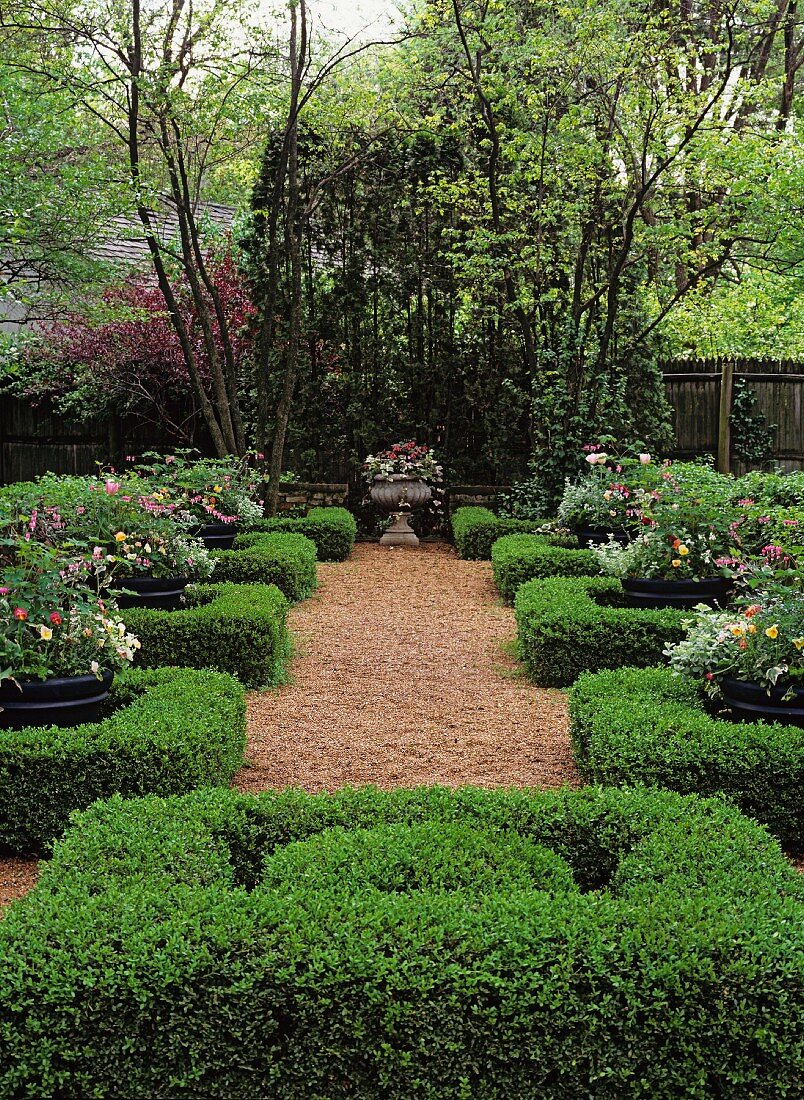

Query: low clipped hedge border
[492,533,599,602]
[212,532,317,601]
[515,575,685,687]
[0,785,800,1098]
[249,506,356,562]
[0,667,245,853]
[569,666,804,844]
[451,506,569,560]
[126,582,289,688]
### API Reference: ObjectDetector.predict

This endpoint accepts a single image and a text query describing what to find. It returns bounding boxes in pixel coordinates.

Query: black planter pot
[573,526,631,546]
[721,678,804,728]
[196,523,238,551]
[622,576,733,610]
[0,670,114,729]
[114,575,189,611]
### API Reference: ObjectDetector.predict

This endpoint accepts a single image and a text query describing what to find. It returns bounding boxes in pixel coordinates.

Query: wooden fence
[662,358,804,473]
[1,358,802,483]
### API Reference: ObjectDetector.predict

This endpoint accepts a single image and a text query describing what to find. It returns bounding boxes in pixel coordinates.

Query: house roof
[93,202,237,268]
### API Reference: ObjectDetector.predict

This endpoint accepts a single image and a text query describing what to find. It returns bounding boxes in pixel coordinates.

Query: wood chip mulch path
[238,542,579,794]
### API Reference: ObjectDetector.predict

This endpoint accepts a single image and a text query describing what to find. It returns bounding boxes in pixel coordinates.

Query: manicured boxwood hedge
[569,666,804,844]
[0,667,245,852]
[492,533,599,601]
[212,532,317,601]
[249,506,356,561]
[451,506,569,559]
[0,785,800,1098]
[126,582,289,688]
[515,575,685,687]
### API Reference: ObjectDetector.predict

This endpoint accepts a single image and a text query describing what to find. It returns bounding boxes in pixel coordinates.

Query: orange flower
[744,605,762,618]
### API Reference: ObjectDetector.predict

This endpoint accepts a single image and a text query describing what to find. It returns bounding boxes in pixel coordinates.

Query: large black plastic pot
[721,678,804,728]
[622,576,733,610]
[0,670,114,729]
[196,523,238,551]
[114,575,188,611]
[573,526,631,546]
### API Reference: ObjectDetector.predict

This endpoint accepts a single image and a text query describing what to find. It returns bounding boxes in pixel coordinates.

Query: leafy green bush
[211,532,317,601]
[569,666,804,843]
[126,582,289,688]
[515,575,685,686]
[451,506,571,560]
[0,785,800,1098]
[0,667,245,852]
[249,507,355,561]
[492,534,598,602]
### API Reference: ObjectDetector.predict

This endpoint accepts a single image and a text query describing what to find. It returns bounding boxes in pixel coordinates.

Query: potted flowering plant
[556,447,654,543]
[363,441,443,546]
[0,542,140,728]
[131,451,265,548]
[667,595,804,726]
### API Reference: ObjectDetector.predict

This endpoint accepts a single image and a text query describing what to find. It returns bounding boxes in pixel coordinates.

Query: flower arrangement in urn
[363,441,443,547]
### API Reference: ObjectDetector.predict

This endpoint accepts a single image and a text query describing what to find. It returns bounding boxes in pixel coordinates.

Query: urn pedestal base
[380,512,420,547]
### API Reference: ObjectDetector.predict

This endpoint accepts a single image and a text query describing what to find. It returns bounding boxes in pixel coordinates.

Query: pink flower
[105,480,120,495]
[585,453,600,465]
[639,453,651,464]
[50,612,62,626]
[165,455,175,464]
[13,607,27,621]
[0,586,9,596]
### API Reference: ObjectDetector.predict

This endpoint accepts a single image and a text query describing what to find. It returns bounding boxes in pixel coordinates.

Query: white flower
[39,625,53,641]
[90,660,100,674]
[639,453,651,464]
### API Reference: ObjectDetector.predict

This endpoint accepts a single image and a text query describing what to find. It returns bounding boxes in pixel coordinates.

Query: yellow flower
[747,624,757,634]
[39,626,53,641]
[793,637,804,650]
[678,545,689,556]
[671,559,681,568]
[213,484,222,493]
[765,625,779,639]
[114,531,127,543]
[729,624,746,637]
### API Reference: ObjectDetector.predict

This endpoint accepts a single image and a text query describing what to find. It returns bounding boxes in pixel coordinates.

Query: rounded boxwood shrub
[515,575,686,687]
[249,507,356,562]
[126,582,289,688]
[212,532,317,601]
[492,533,598,601]
[0,667,246,852]
[569,665,804,844]
[451,506,567,560]
[0,785,800,1098]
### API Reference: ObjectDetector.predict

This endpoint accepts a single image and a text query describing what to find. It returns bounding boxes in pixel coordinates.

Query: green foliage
[451,507,563,560]
[212,532,317,601]
[730,380,778,466]
[0,667,245,852]
[492,535,598,603]
[569,666,804,843]
[0,784,800,1098]
[514,576,685,687]
[125,582,289,688]
[248,507,356,562]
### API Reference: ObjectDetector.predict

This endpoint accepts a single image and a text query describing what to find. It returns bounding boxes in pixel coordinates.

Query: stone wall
[445,485,510,513]
[276,483,349,511]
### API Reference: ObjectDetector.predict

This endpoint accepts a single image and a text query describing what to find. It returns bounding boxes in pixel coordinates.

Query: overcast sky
[310,0,402,38]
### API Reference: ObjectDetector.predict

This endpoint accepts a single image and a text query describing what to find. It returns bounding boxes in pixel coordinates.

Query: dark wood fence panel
[662,359,804,473]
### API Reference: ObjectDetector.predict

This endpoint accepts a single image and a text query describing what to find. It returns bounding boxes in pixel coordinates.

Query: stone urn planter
[114,575,189,611]
[720,679,804,728]
[622,576,733,610]
[370,475,432,547]
[0,670,114,729]
[196,522,238,551]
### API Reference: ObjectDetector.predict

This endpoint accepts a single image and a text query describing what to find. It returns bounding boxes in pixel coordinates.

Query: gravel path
[238,542,578,793]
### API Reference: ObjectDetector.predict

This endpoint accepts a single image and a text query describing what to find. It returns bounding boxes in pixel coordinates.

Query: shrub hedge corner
[126,582,289,688]
[451,506,571,560]
[0,784,800,1097]
[212,532,317,601]
[515,575,685,686]
[492,533,599,601]
[568,665,804,843]
[249,506,355,561]
[0,666,246,852]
